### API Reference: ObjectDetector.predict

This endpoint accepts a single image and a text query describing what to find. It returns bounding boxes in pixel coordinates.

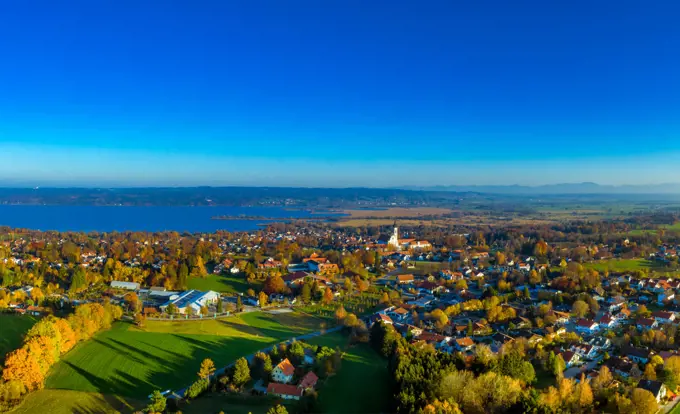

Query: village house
[636,317,659,331]
[267,383,304,400]
[637,379,667,403]
[298,371,319,390]
[272,358,295,384]
[570,343,597,359]
[454,337,475,352]
[559,350,580,368]
[575,319,599,334]
[396,274,415,284]
[651,310,676,325]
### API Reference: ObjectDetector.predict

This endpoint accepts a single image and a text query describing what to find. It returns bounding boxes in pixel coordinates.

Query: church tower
[388,222,400,251]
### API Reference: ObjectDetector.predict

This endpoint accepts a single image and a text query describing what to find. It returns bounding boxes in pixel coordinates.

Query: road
[170,325,342,399]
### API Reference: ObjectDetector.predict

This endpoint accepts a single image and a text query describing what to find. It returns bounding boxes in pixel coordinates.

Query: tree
[323,287,334,305]
[216,298,223,313]
[200,305,209,317]
[236,295,243,312]
[2,347,44,391]
[631,388,658,414]
[430,309,449,332]
[644,363,657,380]
[344,313,359,328]
[146,390,167,414]
[198,358,216,379]
[166,303,177,315]
[380,291,390,305]
[70,267,87,292]
[232,357,251,387]
[571,300,589,318]
[124,292,141,312]
[335,305,347,323]
[637,304,651,318]
[259,291,268,308]
[591,365,612,393]
[574,374,593,409]
[267,405,288,414]
[252,351,273,380]
[552,354,566,379]
[665,355,680,387]
[178,263,189,290]
[344,278,353,294]
[301,283,312,303]
[134,313,146,327]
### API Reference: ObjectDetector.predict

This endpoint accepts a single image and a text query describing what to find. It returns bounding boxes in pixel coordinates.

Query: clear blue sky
[1,0,679,187]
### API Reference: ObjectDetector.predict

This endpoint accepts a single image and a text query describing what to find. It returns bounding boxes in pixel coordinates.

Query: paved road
[170,326,342,399]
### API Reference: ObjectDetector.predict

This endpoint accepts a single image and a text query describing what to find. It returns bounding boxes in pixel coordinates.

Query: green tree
[178,263,189,290]
[232,357,251,387]
[216,298,223,313]
[146,390,166,413]
[166,303,177,315]
[301,283,312,304]
[70,267,87,292]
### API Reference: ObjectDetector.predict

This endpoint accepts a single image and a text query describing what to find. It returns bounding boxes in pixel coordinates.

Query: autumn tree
[259,291,268,308]
[571,300,589,318]
[198,358,216,379]
[323,287,334,305]
[2,348,44,392]
[335,305,347,323]
[631,388,658,414]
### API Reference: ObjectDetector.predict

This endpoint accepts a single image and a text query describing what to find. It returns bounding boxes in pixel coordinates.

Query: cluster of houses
[265,358,319,401]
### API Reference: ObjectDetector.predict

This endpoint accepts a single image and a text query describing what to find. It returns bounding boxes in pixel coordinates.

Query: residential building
[272,358,295,384]
[267,382,303,400]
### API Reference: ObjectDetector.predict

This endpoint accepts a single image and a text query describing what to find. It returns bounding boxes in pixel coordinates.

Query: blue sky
[0,0,679,187]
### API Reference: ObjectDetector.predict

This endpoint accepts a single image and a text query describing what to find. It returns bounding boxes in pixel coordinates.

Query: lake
[0,205,321,233]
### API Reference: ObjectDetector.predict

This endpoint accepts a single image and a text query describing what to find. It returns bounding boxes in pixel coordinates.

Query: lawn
[11,389,142,414]
[0,313,38,360]
[307,333,391,414]
[187,273,257,294]
[44,311,322,398]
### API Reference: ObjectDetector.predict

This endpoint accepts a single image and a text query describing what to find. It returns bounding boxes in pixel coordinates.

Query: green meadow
[0,313,38,360]
[43,311,323,399]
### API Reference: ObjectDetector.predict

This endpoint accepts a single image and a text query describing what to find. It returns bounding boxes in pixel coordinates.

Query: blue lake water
[0,205,322,233]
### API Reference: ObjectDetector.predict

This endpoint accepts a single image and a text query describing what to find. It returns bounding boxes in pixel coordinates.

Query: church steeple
[389,221,400,251]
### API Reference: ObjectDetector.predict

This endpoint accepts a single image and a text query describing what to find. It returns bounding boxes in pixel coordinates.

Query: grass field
[11,389,142,414]
[44,311,324,398]
[187,273,257,294]
[307,333,391,414]
[0,313,38,360]
[583,259,677,274]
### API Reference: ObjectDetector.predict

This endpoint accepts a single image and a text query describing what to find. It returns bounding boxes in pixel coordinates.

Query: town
[2,212,680,414]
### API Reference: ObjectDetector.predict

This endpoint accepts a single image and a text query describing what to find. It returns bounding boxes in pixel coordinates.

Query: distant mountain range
[400,182,680,194]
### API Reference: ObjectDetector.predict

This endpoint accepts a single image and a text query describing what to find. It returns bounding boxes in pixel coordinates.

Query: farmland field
[307,333,391,414]
[0,313,38,360]
[44,311,323,398]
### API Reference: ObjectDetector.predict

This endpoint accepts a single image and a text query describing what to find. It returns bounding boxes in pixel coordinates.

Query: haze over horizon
[1,0,679,187]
